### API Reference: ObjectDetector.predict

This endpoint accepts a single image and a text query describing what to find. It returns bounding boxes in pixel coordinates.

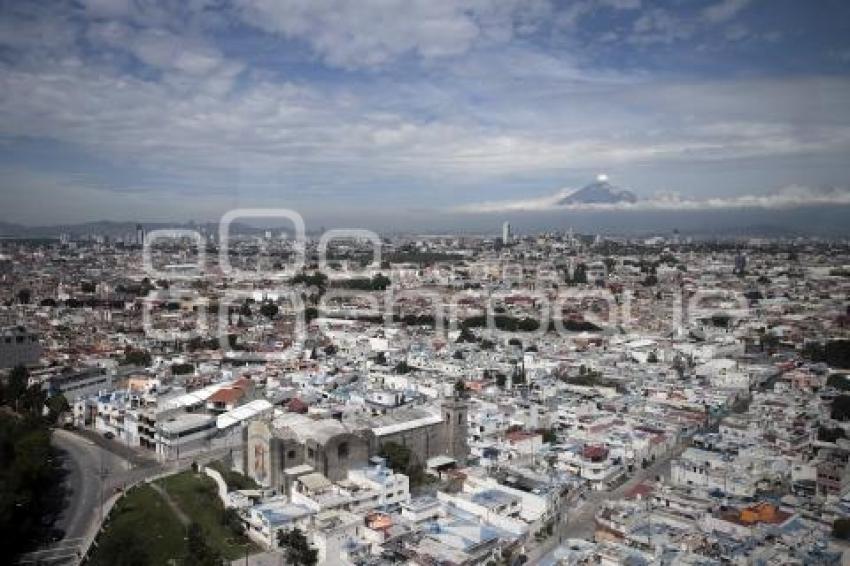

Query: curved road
[20,428,243,564]
[18,430,137,565]
[52,429,131,543]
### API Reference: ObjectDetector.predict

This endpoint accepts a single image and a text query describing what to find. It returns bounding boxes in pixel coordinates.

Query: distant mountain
[558,178,638,205]
[0,220,282,238]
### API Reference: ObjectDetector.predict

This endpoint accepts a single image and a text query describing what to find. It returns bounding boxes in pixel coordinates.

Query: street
[527,441,689,564]
[16,428,170,565]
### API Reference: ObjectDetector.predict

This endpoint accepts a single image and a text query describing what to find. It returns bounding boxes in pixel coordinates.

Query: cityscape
[2,1,850,566]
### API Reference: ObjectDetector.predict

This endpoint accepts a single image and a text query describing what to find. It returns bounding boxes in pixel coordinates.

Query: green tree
[370,273,392,291]
[0,414,61,560]
[221,507,245,537]
[124,348,152,367]
[46,394,70,424]
[20,384,46,418]
[379,442,412,474]
[259,302,279,318]
[454,379,467,396]
[185,522,224,566]
[832,395,850,421]
[5,365,30,411]
[277,528,318,566]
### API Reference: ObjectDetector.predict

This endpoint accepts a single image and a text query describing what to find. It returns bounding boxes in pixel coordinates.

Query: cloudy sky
[0,0,849,227]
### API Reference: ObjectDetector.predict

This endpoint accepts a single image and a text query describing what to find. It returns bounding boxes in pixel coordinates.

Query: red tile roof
[207,387,244,405]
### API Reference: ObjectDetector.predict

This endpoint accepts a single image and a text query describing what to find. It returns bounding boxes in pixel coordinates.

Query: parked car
[103,431,115,440]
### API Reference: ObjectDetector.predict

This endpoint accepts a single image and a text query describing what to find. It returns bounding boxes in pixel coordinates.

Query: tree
[379,441,412,474]
[0,414,61,561]
[185,522,224,566]
[566,263,587,285]
[541,429,557,444]
[828,374,850,391]
[46,394,70,424]
[17,288,32,305]
[5,365,30,410]
[172,363,194,375]
[457,326,476,343]
[259,302,279,318]
[20,385,47,418]
[832,395,850,421]
[221,507,245,537]
[818,426,846,443]
[370,273,391,291]
[454,379,467,397]
[124,348,152,367]
[495,373,507,388]
[278,528,318,566]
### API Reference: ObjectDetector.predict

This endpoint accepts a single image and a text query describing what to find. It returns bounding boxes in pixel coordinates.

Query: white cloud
[702,0,753,24]
[452,184,850,214]
[1,51,849,200]
[232,0,552,69]
[630,8,694,45]
[0,0,849,224]
[599,0,641,10]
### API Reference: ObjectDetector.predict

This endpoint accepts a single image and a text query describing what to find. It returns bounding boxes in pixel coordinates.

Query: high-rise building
[136,223,145,246]
[502,221,511,245]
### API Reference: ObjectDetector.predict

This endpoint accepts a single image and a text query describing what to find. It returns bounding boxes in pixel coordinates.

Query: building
[246,413,370,489]
[0,326,41,369]
[502,221,511,245]
[245,398,469,490]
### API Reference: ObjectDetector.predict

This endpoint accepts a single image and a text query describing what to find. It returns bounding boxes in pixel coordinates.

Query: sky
[0,0,849,229]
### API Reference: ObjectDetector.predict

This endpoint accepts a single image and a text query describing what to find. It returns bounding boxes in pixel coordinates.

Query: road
[19,428,254,564]
[527,441,690,564]
[52,429,135,541]
[17,429,164,565]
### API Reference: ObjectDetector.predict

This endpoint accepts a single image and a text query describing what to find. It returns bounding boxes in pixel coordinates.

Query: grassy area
[208,459,260,491]
[88,484,186,566]
[157,471,257,560]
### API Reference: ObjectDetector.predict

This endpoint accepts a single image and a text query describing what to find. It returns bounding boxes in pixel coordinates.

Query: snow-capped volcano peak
[557,177,638,205]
